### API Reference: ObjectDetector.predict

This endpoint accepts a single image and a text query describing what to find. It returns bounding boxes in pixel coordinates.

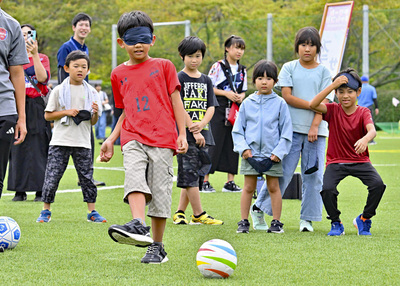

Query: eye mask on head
[247,157,275,174]
[72,110,91,125]
[122,26,153,46]
[340,73,360,90]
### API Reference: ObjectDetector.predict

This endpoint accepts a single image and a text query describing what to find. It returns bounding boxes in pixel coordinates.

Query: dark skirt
[7,96,51,192]
[208,103,239,175]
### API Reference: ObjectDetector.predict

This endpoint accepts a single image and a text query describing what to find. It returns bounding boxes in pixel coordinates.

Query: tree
[3,0,400,98]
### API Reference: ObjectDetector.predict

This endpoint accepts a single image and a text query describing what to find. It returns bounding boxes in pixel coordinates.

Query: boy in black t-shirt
[173,36,223,225]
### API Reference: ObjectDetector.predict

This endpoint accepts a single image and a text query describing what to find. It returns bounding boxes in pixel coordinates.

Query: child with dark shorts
[173,36,223,225]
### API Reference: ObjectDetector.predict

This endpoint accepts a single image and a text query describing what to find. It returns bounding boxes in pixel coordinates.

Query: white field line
[2,163,395,197]
[2,164,177,197]
[1,185,125,197]
[66,166,178,170]
[378,137,400,139]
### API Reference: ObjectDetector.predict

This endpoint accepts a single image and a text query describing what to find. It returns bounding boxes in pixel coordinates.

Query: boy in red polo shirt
[100,11,187,264]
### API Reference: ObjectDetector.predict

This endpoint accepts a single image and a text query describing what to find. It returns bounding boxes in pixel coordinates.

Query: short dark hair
[117,10,153,38]
[21,24,35,31]
[72,13,92,27]
[65,50,90,69]
[252,60,278,84]
[21,24,36,39]
[178,36,206,59]
[224,35,246,62]
[224,35,245,50]
[333,68,362,91]
[294,26,321,54]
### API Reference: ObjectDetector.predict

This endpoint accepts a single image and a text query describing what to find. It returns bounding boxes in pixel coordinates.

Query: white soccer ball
[0,216,21,250]
[196,239,237,278]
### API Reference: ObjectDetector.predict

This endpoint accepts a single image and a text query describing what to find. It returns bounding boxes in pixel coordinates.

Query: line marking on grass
[2,179,178,197]
[369,150,400,153]
[1,185,124,196]
[378,137,400,139]
[67,166,125,171]
[66,166,178,171]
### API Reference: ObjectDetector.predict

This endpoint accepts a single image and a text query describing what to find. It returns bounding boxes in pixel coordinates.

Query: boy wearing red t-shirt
[100,11,188,264]
[310,68,385,237]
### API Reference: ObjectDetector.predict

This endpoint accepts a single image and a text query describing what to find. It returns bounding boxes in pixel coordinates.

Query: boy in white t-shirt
[36,50,107,223]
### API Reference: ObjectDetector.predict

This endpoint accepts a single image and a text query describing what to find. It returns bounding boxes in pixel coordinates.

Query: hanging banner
[318,1,354,77]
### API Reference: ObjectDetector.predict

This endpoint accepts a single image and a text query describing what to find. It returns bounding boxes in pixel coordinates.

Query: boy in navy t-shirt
[173,36,223,226]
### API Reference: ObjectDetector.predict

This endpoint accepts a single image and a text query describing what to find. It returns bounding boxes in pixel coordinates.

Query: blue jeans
[95,111,107,139]
[255,132,326,221]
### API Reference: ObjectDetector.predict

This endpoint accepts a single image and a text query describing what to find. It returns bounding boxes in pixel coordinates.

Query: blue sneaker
[36,209,51,223]
[87,210,107,223]
[353,214,372,235]
[327,221,345,236]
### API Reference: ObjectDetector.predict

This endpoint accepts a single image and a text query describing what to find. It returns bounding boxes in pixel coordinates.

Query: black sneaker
[108,219,153,247]
[222,181,242,193]
[34,191,42,202]
[12,192,27,201]
[267,219,284,233]
[141,243,169,264]
[237,219,250,233]
[93,179,106,186]
[200,181,216,193]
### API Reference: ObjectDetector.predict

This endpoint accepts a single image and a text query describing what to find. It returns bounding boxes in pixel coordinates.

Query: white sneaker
[299,220,314,232]
[250,204,268,230]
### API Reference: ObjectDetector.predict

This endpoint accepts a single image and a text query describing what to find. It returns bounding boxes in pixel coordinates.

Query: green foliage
[374,89,400,123]
[3,0,119,84]
[2,0,400,118]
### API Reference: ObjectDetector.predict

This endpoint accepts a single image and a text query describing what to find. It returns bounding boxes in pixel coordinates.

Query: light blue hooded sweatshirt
[232,91,292,161]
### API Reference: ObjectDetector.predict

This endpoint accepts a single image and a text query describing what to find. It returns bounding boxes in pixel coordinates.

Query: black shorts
[176,143,211,188]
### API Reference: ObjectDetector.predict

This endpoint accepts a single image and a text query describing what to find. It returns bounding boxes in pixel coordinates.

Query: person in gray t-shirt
[0,2,29,197]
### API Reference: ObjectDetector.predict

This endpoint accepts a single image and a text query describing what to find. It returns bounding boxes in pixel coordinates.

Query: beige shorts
[122,140,174,218]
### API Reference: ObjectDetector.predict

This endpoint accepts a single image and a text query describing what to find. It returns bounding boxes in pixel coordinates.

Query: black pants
[42,146,97,204]
[320,163,386,222]
[8,97,51,193]
[208,105,238,175]
[0,115,18,197]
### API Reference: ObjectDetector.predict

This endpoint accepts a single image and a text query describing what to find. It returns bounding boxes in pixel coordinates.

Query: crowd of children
[0,4,386,265]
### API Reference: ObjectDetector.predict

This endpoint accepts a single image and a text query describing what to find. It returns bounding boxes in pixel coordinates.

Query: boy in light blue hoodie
[232,60,292,234]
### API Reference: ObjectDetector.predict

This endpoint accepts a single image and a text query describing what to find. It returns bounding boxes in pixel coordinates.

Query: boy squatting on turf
[309,68,386,236]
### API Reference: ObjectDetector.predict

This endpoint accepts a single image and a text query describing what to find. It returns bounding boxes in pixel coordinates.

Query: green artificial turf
[0,131,399,285]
